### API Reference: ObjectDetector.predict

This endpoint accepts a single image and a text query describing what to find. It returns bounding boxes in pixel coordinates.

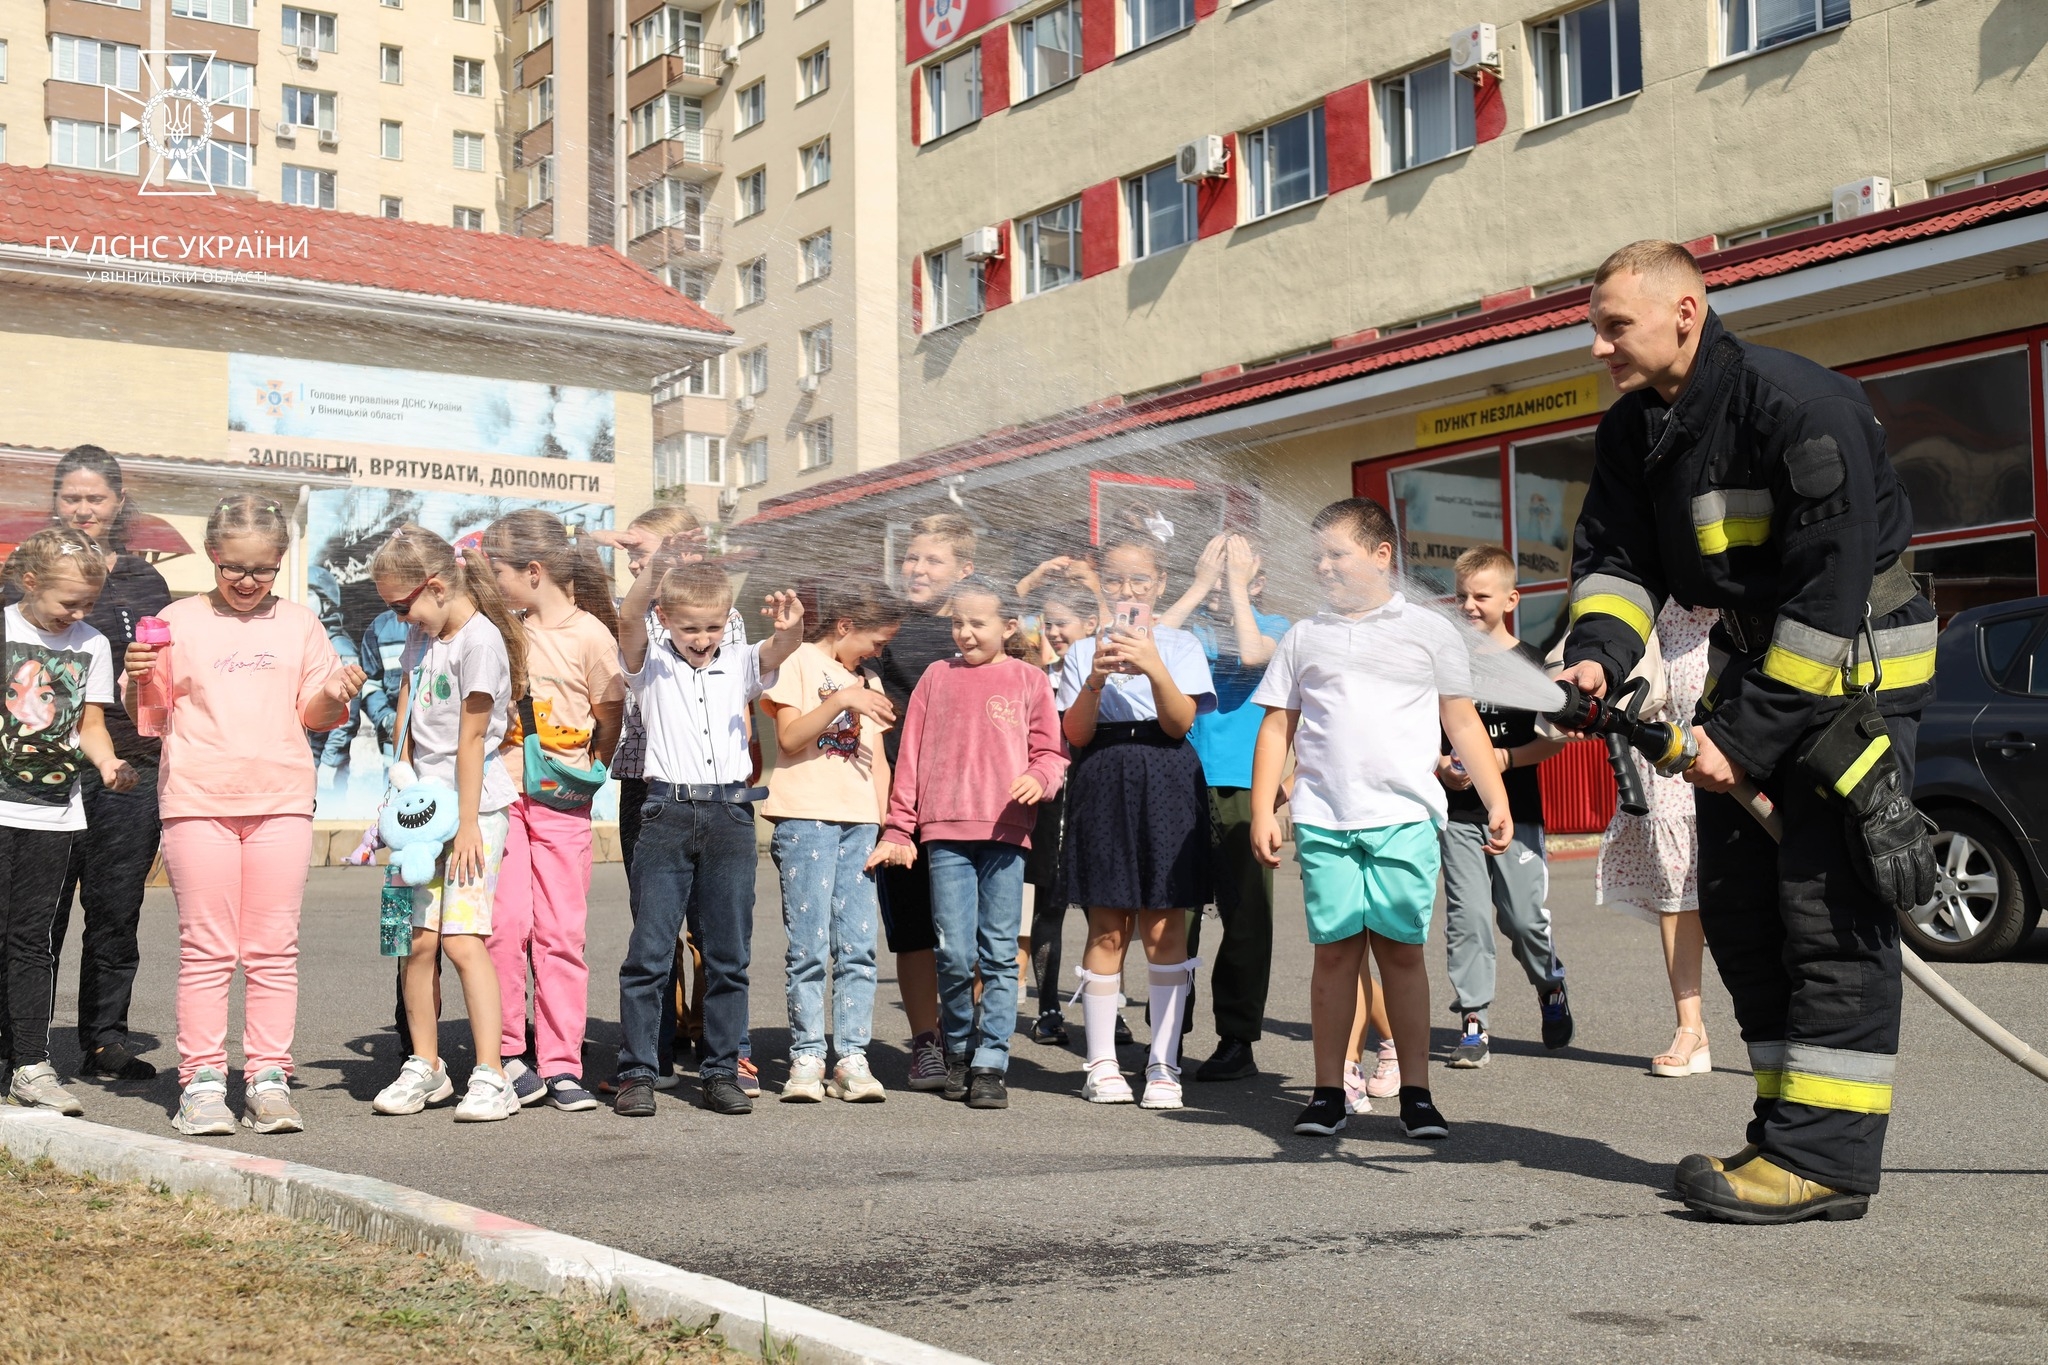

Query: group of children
[0,483,1577,1145]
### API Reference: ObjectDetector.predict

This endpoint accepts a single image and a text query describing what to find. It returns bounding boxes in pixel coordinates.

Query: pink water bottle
[134,616,172,737]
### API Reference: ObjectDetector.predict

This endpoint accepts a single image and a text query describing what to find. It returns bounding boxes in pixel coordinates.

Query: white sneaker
[172,1066,234,1135]
[454,1065,517,1122]
[826,1053,886,1103]
[9,1061,84,1117]
[781,1055,827,1103]
[1081,1059,1133,1105]
[372,1056,453,1115]
[1139,1062,1183,1111]
[241,1067,303,1134]
[653,1072,681,1091]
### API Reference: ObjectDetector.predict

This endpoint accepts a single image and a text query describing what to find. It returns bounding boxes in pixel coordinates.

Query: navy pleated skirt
[1061,722,1212,911]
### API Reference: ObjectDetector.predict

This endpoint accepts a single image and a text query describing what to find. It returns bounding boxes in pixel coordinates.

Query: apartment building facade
[0,0,517,227]
[509,0,899,527]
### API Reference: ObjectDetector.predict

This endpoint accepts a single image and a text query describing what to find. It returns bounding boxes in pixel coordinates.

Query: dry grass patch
[0,1151,759,1365]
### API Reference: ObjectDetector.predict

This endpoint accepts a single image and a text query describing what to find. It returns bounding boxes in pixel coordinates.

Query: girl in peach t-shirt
[124,495,363,1138]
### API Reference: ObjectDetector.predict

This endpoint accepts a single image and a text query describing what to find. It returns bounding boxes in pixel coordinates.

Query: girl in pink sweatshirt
[123,495,363,1138]
[869,577,1065,1109]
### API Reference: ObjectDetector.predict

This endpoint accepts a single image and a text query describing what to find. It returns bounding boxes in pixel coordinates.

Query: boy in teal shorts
[1250,498,1511,1139]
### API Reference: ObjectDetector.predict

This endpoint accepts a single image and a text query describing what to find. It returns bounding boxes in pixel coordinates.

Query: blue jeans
[770,819,881,1060]
[617,796,757,1081]
[926,840,1026,1073]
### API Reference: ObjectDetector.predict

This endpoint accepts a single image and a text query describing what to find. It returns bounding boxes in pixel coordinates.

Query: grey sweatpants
[1441,820,1562,1030]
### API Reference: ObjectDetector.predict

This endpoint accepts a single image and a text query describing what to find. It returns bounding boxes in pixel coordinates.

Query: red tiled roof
[0,166,728,333]
[750,170,2048,527]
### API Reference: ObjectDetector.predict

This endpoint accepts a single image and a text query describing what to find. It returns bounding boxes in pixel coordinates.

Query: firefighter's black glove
[1850,764,1937,916]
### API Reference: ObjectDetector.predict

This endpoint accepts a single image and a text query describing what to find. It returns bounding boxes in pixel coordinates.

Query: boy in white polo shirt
[1250,497,1512,1140]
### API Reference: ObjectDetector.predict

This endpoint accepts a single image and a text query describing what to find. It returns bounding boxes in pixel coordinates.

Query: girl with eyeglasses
[123,495,365,1137]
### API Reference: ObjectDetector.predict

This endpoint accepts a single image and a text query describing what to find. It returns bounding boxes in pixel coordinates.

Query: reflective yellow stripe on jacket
[1761,619,1937,696]
[1567,573,1657,642]
[1692,488,1773,556]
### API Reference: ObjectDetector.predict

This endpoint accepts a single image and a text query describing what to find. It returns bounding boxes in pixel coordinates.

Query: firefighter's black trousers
[1694,715,1916,1196]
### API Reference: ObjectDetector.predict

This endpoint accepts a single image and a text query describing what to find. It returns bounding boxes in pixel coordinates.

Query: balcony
[516,200,554,240]
[516,119,553,166]
[628,211,724,270]
[626,43,726,107]
[628,129,721,188]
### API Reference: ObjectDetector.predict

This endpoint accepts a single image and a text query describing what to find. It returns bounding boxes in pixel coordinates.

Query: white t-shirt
[627,638,775,786]
[400,612,516,813]
[1057,627,1217,722]
[0,605,115,832]
[1251,595,1473,831]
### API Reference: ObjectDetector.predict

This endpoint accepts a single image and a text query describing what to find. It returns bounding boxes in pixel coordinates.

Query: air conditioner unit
[1176,135,1229,183]
[717,488,741,520]
[961,225,1003,261]
[798,373,820,394]
[1449,23,1500,77]
[1831,176,1893,222]
[318,128,338,148]
[736,393,756,413]
[296,44,318,64]
[720,44,741,63]
[276,122,298,141]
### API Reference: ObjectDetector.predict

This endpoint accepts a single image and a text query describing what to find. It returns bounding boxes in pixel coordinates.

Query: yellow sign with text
[1415,375,1602,448]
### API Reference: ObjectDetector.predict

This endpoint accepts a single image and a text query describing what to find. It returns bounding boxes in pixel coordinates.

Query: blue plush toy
[378,762,461,886]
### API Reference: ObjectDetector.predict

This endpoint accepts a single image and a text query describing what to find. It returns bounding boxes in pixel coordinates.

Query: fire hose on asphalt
[1549,677,2048,1087]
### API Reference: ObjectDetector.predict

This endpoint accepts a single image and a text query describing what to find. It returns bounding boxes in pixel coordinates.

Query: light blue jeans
[926,839,1026,1073]
[769,819,881,1059]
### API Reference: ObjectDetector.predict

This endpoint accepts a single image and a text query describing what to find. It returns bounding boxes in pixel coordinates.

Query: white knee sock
[1146,958,1199,1073]
[1074,967,1122,1067]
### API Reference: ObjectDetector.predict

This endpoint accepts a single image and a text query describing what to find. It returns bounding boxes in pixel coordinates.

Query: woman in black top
[50,446,170,1080]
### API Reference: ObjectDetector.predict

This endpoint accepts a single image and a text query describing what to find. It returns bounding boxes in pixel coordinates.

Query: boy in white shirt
[1250,498,1512,1140]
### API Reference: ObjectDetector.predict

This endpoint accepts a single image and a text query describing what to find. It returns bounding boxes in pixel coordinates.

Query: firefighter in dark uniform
[1558,241,1937,1224]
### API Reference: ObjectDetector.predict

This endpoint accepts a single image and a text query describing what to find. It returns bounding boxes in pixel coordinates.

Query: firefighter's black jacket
[1562,310,1935,780]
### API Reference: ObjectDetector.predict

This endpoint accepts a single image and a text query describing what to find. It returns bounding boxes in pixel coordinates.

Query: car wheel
[1902,808,2033,963]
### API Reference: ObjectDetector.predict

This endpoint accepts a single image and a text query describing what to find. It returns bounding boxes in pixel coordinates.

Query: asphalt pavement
[44,851,2048,1365]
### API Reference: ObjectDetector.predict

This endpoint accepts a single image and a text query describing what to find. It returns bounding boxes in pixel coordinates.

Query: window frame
[735,167,767,219]
[1719,208,1831,248]
[452,0,484,22]
[380,195,403,218]
[279,86,337,134]
[924,242,985,331]
[453,56,485,96]
[281,163,336,209]
[380,119,402,159]
[49,117,141,174]
[798,136,831,192]
[736,79,766,131]
[1124,0,1194,51]
[1017,199,1082,297]
[924,47,981,140]
[1378,58,1475,175]
[739,347,768,396]
[736,0,765,43]
[51,35,143,93]
[1243,106,1327,220]
[740,437,770,489]
[172,0,252,25]
[1015,1,1082,101]
[799,228,833,282]
[453,206,484,230]
[738,256,768,308]
[281,7,338,52]
[1124,163,1197,260]
[1719,0,1850,61]
[801,322,833,377]
[1530,0,1642,126]
[797,44,829,101]
[800,417,835,471]
[379,43,403,83]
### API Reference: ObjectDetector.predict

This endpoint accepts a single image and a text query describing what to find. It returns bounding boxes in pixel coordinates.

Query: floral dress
[1596,602,1720,921]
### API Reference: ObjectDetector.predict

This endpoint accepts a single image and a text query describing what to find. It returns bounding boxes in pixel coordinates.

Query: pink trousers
[488,795,593,1077]
[160,814,313,1086]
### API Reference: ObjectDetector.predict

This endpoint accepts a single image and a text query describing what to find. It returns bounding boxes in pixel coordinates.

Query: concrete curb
[0,1108,981,1365]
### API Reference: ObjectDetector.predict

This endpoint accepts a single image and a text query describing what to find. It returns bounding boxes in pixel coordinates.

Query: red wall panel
[1081,179,1120,277]
[1082,0,1116,72]
[1324,79,1375,193]
[1474,71,1506,144]
[981,26,1011,115]
[982,222,1012,310]
[910,253,924,332]
[1196,137,1237,238]
[910,68,923,145]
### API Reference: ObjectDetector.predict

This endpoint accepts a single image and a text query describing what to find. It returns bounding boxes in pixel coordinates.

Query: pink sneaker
[1342,1059,1372,1115]
[1365,1039,1402,1099]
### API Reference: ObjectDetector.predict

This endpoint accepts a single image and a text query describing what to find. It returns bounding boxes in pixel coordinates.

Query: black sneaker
[1540,983,1575,1050]
[612,1077,656,1117]
[1194,1037,1256,1082]
[700,1074,753,1115]
[943,1052,971,1101]
[1292,1087,1347,1136]
[1399,1087,1449,1139]
[80,1041,157,1082]
[1449,1014,1490,1068]
[966,1068,1009,1109]
[1114,1014,1134,1047]
[1030,1010,1070,1046]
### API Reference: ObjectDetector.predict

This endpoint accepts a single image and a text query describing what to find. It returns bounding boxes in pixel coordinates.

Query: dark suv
[1909,596,2048,961]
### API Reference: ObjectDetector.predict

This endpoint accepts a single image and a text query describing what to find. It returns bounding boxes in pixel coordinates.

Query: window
[280,87,337,133]
[1125,163,1196,259]
[0,40,7,82]
[529,1,553,46]
[382,0,400,7]
[1244,107,1326,217]
[167,54,252,105]
[0,128,7,161]
[631,178,705,235]
[1382,303,1480,334]
[51,36,142,92]
[1532,0,1641,123]
[798,45,829,99]
[663,264,712,300]
[740,438,769,488]
[1860,349,2034,539]
[683,355,724,397]
[282,8,337,52]
[802,323,833,376]
[799,229,833,281]
[632,91,698,149]
[1017,200,1080,296]
[801,418,834,470]
[1540,272,1597,294]
[453,131,484,170]
[1126,0,1192,49]
[1937,154,2048,195]
[799,137,831,191]
[453,0,483,20]
[739,347,768,395]
[281,164,335,208]
[1722,0,1849,58]
[1380,59,1474,173]
[688,434,726,485]
[380,196,403,218]
[453,206,484,230]
[736,80,766,131]
[737,0,764,41]
[380,120,402,158]
[1720,209,1830,247]
[164,137,248,189]
[1016,2,1081,99]
[530,76,555,128]
[454,57,484,95]
[925,48,980,138]
[633,7,704,66]
[528,155,554,205]
[378,44,403,83]
[50,119,140,173]
[736,168,766,218]
[925,242,984,328]
[739,256,767,307]
[172,0,252,23]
